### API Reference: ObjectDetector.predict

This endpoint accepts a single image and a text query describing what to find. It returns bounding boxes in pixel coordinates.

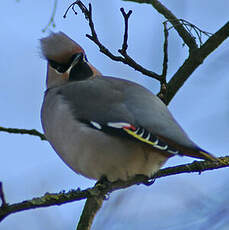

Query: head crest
[40,32,84,63]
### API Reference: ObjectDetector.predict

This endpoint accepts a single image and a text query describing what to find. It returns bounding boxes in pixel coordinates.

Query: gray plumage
[40,32,217,182]
[58,76,196,148]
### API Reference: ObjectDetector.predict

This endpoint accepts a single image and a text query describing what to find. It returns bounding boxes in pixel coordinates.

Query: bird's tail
[157,135,223,163]
[192,148,224,163]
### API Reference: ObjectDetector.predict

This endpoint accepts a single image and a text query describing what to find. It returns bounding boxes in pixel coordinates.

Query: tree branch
[158,21,169,101]
[1,156,228,223]
[123,0,198,50]
[122,0,229,105]
[76,195,104,230]
[165,21,229,105]
[63,1,162,81]
[119,8,132,52]
[0,126,46,140]
[65,1,229,107]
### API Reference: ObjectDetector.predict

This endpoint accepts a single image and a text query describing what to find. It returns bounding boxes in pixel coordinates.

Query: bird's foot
[95,175,111,190]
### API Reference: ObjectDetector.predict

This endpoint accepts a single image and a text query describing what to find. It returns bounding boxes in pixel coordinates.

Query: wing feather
[59,76,219,161]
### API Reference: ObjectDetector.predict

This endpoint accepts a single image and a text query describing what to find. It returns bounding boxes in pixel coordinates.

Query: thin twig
[161,21,169,79]
[0,126,46,140]
[164,21,229,105]
[158,21,169,101]
[119,8,132,52]
[0,156,228,223]
[166,19,213,46]
[42,0,58,32]
[0,182,7,208]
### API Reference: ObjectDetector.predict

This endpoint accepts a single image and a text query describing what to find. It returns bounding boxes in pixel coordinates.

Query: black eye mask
[48,54,81,73]
[49,53,93,81]
[49,60,71,73]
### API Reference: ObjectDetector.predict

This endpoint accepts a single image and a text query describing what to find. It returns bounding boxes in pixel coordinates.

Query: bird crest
[40,32,85,64]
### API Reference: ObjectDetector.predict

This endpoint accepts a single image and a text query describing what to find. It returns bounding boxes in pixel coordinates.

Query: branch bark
[0,126,46,140]
[77,195,104,230]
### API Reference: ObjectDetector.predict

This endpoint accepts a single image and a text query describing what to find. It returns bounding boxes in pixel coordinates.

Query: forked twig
[119,8,132,52]
[64,1,162,81]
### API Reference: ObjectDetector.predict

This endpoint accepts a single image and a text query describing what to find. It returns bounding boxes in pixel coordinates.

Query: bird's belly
[41,96,168,182]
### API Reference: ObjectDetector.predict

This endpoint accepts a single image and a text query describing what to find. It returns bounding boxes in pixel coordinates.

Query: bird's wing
[58,76,217,161]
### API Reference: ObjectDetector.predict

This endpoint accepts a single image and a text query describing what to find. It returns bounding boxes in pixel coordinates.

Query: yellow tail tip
[199,151,224,164]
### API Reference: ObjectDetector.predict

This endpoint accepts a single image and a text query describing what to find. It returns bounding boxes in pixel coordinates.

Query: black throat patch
[69,62,93,81]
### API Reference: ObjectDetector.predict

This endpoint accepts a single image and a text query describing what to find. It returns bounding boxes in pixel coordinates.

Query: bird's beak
[71,53,83,68]
[65,53,83,75]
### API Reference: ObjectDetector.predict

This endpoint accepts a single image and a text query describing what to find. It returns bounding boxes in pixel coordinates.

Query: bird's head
[40,32,101,88]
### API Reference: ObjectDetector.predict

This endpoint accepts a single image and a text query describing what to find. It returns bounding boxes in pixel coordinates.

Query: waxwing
[40,32,218,182]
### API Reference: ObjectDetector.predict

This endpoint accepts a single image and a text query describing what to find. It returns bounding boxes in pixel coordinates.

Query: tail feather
[158,135,223,163]
[178,146,223,163]
[196,149,224,163]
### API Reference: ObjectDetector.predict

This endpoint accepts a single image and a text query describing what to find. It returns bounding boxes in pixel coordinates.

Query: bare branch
[121,0,229,105]
[64,1,162,81]
[158,21,169,101]
[0,188,89,222]
[0,126,46,140]
[119,8,132,52]
[164,21,229,105]
[123,0,198,50]
[161,21,169,79]
[1,156,228,223]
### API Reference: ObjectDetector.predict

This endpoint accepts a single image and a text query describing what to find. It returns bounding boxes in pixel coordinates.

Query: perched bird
[40,32,218,182]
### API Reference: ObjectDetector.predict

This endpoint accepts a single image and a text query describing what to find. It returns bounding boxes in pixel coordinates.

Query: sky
[1,0,229,229]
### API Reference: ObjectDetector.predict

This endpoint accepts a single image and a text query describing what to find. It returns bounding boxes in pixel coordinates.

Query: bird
[40,32,219,182]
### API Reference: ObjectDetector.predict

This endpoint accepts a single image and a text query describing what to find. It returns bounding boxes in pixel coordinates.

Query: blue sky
[1,0,229,229]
